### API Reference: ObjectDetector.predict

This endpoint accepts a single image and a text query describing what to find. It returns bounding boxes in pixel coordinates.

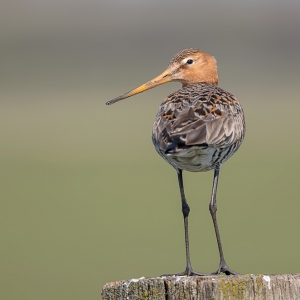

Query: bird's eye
[186,59,194,65]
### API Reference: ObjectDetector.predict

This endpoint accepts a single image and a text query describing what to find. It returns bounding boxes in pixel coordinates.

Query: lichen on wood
[101,274,300,300]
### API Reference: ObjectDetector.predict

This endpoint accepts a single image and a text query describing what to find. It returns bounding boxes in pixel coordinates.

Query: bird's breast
[152,83,245,172]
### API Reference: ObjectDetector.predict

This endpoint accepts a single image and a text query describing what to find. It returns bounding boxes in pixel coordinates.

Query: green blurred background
[1,0,300,299]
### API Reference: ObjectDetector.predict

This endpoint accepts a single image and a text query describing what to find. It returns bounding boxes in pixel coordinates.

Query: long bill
[106,69,173,105]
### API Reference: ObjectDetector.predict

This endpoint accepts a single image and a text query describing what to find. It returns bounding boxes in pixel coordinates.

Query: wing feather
[152,83,244,154]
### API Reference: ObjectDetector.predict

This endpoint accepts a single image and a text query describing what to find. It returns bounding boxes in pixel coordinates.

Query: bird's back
[152,83,245,172]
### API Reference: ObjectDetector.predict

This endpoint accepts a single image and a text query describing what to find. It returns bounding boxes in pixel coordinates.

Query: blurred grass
[1,1,300,299]
[1,88,300,299]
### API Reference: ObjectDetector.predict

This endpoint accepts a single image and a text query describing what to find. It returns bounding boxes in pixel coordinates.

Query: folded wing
[152,84,244,155]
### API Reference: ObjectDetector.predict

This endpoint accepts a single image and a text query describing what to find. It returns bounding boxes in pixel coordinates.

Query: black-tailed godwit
[106,48,245,276]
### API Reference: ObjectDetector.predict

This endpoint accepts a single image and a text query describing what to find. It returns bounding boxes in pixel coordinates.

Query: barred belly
[164,142,241,172]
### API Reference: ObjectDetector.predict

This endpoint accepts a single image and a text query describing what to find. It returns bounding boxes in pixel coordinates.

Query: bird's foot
[210,261,239,276]
[161,266,208,277]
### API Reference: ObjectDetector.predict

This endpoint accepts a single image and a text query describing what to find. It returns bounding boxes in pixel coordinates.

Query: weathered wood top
[102,274,300,300]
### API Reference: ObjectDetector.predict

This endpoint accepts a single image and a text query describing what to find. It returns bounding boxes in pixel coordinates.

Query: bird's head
[106,48,218,105]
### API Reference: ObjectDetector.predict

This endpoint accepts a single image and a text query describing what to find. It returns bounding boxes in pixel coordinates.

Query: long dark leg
[178,169,193,275]
[161,169,206,277]
[209,167,239,275]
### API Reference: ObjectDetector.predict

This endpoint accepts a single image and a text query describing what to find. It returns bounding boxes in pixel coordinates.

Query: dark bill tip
[106,95,124,105]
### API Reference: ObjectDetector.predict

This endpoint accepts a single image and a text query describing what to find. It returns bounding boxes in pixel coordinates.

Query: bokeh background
[1,0,300,299]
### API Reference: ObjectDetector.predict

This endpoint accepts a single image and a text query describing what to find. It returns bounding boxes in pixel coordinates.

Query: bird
[106,48,245,276]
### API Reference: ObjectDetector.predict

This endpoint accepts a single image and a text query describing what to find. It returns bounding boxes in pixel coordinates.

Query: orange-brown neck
[180,71,219,86]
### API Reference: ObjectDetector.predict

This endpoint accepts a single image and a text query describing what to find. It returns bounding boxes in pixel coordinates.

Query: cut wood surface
[101,274,300,300]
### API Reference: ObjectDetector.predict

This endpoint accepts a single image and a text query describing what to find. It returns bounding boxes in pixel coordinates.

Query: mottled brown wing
[152,83,244,154]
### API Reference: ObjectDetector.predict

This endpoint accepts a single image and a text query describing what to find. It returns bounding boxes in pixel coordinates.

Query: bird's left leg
[209,167,239,275]
[161,169,207,277]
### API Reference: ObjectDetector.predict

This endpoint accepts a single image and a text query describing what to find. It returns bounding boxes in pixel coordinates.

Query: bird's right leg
[208,167,239,276]
[161,169,207,277]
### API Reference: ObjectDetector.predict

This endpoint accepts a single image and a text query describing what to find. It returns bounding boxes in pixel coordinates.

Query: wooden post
[102,274,300,300]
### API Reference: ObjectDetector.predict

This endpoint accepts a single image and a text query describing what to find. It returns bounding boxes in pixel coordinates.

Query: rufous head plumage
[106,48,218,105]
